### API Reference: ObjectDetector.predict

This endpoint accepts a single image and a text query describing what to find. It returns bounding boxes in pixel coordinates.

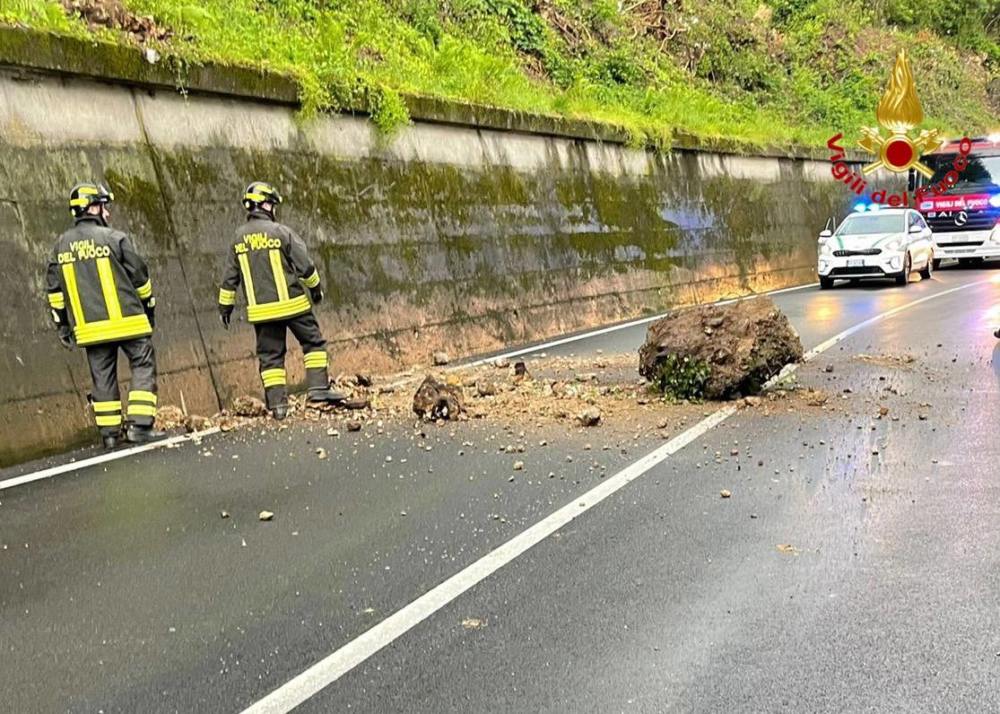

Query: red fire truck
[913,135,1000,268]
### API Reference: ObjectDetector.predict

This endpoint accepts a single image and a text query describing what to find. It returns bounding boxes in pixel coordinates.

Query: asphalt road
[3,267,1000,713]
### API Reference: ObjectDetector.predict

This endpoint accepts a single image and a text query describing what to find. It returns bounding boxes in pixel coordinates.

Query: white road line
[462,282,819,367]
[241,277,990,714]
[0,428,221,492]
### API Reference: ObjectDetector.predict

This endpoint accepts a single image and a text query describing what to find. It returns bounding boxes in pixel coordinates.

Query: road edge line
[0,427,222,492]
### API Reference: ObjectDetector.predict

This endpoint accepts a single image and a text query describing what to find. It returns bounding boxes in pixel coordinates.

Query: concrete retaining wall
[0,57,850,465]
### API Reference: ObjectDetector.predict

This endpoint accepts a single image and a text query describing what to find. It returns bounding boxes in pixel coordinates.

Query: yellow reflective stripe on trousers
[92,400,122,413]
[247,294,312,323]
[96,414,123,427]
[96,256,123,321]
[74,314,152,346]
[128,390,157,405]
[304,351,328,368]
[136,280,153,299]
[261,368,286,387]
[127,404,157,417]
[238,253,257,307]
[219,288,236,306]
[48,291,66,309]
[61,263,85,326]
[269,249,290,302]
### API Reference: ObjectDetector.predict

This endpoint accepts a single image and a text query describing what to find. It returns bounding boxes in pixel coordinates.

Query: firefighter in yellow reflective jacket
[218,182,345,419]
[45,183,167,449]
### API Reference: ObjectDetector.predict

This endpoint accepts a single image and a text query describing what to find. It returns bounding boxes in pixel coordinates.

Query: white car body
[817,208,934,289]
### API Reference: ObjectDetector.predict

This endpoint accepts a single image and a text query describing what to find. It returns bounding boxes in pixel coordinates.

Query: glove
[309,286,323,304]
[145,306,156,330]
[219,304,233,329]
[57,325,74,350]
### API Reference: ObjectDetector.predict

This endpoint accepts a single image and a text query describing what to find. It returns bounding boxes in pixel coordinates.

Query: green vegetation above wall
[2,0,997,148]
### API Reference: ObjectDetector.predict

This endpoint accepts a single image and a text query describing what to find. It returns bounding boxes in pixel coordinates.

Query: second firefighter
[218,182,345,419]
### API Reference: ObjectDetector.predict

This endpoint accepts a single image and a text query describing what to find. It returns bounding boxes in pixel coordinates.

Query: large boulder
[639,297,803,399]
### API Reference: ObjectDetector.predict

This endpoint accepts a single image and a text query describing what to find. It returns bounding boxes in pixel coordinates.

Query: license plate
[847,259,865,267]
[947,248,973,254]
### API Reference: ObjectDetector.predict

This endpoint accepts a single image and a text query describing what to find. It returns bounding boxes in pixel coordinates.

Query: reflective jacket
[218,212,321,323]
[45,218,154,346]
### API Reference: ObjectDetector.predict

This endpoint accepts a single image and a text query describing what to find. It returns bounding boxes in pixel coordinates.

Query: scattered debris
[433,351,451,366]
[220,510,230,519]
[854,353,916,368]
[461,617,486,630]
[316,447,328,460]
[776,543,800,555]
[513,460,524,471]
[258,511,274,522]
[720,489,732,498]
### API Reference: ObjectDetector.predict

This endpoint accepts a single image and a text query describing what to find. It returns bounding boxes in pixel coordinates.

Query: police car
[817,206,934,289]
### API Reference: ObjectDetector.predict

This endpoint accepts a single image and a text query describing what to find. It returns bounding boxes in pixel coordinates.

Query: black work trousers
[254,311,330,409]
[85,337,158,436]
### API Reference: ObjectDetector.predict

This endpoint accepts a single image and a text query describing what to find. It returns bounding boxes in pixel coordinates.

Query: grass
[1,0,997,149]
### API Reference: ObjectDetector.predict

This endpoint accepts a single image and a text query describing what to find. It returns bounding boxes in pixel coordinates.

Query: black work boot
[307,387,348,405]
[124,424,168,444]
[102,433,120,450]
[272,403,289,421]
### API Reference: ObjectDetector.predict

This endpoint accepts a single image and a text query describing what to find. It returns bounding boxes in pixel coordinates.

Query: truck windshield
[918,154,1000,194]
[836,214,904,235]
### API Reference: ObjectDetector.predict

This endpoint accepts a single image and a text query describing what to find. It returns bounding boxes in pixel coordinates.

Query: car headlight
[884,239,902,252]
[819,241,833,255]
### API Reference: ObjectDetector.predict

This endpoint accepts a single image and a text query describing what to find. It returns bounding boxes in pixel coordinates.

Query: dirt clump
[639,297,803,400]
[413,375,464,420]
[61,0,172,43]
[231,396,268,418]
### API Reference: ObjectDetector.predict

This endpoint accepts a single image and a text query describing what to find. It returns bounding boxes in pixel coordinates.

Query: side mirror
[909,224,922,233]
[819,229,833,239]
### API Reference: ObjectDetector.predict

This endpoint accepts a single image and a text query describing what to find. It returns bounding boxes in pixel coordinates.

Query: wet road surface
[3,267,1000,712]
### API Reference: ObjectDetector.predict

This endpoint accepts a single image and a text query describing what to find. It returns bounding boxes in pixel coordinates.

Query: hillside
[2,0,998,148]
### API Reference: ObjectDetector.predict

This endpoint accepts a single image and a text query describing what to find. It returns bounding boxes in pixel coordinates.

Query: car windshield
[836,214,904,235]
[918,154,1000,194]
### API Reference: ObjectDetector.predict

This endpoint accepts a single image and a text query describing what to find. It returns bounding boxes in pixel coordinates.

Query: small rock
[316,447,328,460]
[824,364,835,373]
[576,407,602,427]
[220,511,230,519]
[513,461,524,471]
[258,511,274,522]
[476,381,498,397]
[356,374,374,387]
[327,428,340,437]
[575,373,598,382]
[346,420,362,432]
[493,357,510,368]
[433,351,450,366]
[720,489,732,498]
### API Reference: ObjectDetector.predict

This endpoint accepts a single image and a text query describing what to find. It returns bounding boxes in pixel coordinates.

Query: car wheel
[919,254,933,280]
[932,258,942,271]
[819,276,834,290]
[896,253,911,286]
